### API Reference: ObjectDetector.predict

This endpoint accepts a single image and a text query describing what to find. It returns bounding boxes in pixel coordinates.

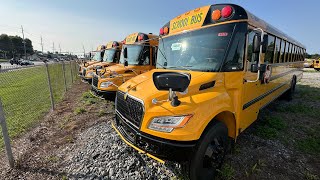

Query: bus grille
[92,75,99,87]
[116,91,144,128]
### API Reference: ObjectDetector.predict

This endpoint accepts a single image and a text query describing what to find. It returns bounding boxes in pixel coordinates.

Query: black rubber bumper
[114,112,197,162]
[91,86,116,98]
[81,76,92,84]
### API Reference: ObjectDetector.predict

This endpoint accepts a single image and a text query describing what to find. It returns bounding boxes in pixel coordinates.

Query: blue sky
[0,0,318,54]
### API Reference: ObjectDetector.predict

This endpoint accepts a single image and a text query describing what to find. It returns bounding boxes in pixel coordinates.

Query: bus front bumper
[91,86,116,99]
[112,113,196,162]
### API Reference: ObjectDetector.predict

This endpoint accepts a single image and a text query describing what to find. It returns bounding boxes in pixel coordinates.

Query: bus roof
[124,32,159,46]
[106,41,123,49]
[162,4,305,49]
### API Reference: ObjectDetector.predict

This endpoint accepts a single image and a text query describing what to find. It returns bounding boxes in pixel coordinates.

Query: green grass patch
[217,164,235,180]
[296,137,320,155]
[0,62,79,149]
[277,103,317,117]
[0,59,8,62]
[74,107,86,114]
[304,171,319,180]
[256,116,286,139]
[0,66,51,148]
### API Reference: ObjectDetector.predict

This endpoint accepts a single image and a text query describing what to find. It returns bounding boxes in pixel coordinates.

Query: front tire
[189,121,228,180]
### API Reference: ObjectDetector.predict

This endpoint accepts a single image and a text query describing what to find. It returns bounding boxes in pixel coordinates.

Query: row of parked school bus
[78,4,305,179]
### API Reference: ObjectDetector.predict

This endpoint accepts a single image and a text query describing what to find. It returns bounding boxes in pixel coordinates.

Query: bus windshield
[103,49,116,62]
[157,23,236,72]
[92,51,103,61]
[120,45,143,65]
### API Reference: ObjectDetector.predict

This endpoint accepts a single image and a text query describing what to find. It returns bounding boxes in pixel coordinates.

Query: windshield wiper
[167,65,192,71]
[156,62,166,69]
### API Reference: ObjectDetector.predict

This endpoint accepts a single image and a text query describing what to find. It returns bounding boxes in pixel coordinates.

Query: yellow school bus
[314,59,320,71]
[78,45,105,76]
[91,32,158,98]
[81,41,122,82]
[112,4,306,179]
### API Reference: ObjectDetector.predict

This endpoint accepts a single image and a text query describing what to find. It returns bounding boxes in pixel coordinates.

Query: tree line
[306,53,320,59]
[0,34,34,59]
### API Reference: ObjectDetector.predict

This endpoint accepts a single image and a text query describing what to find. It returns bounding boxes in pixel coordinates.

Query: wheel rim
[201,137,225,175]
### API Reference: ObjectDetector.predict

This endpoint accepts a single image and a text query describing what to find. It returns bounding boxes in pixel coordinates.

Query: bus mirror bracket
[152,72,191,107]
[246,28,265,83]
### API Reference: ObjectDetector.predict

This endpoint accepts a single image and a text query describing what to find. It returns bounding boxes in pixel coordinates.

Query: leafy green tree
[0,34,13,58]
[25,38,34,55]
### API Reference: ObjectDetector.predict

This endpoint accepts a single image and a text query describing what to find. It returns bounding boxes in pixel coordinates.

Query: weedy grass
[256,116,286,139]
[0,63,77,149]
[217,164,235,180]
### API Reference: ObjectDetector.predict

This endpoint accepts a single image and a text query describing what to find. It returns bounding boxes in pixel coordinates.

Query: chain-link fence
[0,61,79,166]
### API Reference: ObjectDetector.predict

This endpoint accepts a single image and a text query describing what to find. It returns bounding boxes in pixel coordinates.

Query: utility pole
[82,44,86,58]
[40,36,44,53]
[52,42,55,54]
[21,25,27,59]
[59,44,62,54]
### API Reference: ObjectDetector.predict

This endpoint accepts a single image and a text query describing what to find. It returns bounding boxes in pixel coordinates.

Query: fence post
[0,97,14,168]
[70,61,74,83]
[62,62,67,92]
[45,63,55,110]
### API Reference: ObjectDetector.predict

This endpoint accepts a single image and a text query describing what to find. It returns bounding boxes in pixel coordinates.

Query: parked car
[9,58,19,65]
[20,60,34,66]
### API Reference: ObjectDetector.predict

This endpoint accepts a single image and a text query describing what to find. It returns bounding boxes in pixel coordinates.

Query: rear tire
[189,121,228,180]
[282,77,296,101]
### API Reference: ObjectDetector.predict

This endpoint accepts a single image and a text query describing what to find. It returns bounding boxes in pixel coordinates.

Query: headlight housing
[100,81,113,88]
[148,115,193,133]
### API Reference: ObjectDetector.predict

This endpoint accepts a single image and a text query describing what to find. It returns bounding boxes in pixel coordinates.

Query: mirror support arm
[246,28,265,83]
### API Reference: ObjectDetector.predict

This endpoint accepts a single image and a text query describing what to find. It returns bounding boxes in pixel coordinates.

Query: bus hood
[103,64,149,77]
[118,69,223,107]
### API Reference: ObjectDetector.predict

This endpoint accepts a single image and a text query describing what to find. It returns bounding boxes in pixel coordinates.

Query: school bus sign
[169,5,210,34]
[125,33,139,44]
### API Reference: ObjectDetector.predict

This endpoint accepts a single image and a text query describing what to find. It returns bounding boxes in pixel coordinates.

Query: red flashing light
[221,6,233,18]
[160,28,164,35]
[138,35,144,41]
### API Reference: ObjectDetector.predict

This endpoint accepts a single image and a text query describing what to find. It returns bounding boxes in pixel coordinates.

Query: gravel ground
[0,70,319,180]
[61,121,179,180]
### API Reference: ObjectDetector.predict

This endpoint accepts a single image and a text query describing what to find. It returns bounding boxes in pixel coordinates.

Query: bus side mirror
[153,72,191,107]
[153,72,191,92]
[262,35,268,53]
[253,33,261,53]
[124,60,128,66]
[251,64,258,73]
[123,47,128,59]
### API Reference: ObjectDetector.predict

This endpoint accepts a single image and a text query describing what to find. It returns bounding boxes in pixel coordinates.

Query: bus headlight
[100,81,113,88]
[148,115,193,133]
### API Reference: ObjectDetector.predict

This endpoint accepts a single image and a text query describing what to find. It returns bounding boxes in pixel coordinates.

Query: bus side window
[264,35,275,64]
[246,31,259,71]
